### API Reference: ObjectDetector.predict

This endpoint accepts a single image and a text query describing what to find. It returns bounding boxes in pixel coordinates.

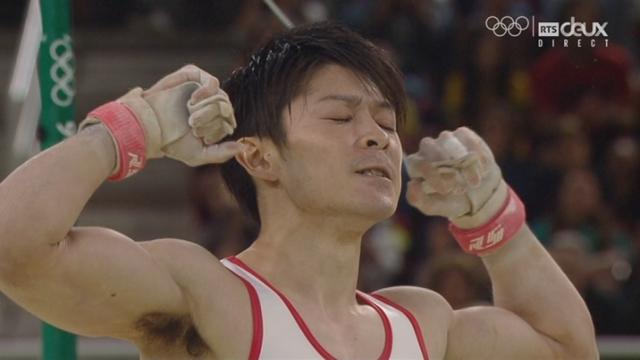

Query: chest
[206,258,430,360]
[136,259,434,360]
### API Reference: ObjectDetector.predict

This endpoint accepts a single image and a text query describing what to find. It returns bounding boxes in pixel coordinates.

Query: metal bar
[262,0,294,29]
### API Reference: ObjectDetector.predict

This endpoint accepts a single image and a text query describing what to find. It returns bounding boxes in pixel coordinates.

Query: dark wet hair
[220,22,406,225]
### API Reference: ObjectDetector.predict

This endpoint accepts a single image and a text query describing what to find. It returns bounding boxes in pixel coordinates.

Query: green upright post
[39,0,76,149]
[38,0,77,358]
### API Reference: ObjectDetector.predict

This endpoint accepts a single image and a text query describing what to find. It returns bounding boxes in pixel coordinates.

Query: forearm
[482,225,597,356]
[0,124,115,255]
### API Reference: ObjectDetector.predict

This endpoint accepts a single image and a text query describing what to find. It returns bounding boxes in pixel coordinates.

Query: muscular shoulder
[141,239,224,284]
[141,238,213,261]
[136,239,251,357]
[141,238,246,305]
[374,286,454,322]
[374,286,453,359]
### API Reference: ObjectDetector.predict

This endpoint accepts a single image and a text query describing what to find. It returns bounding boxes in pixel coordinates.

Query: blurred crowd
[187,0,640,336]
[4,0,639,336]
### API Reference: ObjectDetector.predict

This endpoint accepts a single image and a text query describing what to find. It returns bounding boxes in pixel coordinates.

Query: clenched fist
[81,65,243,169]
[404,127,509,230]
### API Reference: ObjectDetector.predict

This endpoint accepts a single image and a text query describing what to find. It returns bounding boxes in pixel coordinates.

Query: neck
[237,209,370,314]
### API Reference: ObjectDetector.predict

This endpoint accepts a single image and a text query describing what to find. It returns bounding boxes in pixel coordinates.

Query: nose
[356,117,390,150]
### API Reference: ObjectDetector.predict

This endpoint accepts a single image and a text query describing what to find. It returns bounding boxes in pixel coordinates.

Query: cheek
[280,146,335,195]
[281,156,313,187]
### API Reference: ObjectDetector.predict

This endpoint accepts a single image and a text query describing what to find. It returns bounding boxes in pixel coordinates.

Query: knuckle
[181,64,199,72]
[419,137,436,150]
[452,127,468,137]
[218,89,230,99]
[439,130,454,139]
[210,76,220,88]
[436,131,455,145]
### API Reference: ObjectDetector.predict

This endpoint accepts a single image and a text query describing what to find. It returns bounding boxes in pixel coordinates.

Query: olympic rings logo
[485,16,530,37]
[50,34,75,107]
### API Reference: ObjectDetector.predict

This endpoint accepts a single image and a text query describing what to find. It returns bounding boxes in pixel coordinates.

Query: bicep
[446,306,563,360]
[1,226,188,339]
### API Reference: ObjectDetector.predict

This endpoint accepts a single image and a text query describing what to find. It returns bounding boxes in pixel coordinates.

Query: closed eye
[325,117,395,132]
[379,124,397,132]
[327,117,352,123]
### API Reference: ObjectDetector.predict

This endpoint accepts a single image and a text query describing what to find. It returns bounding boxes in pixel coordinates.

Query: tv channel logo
[538,22,559,37]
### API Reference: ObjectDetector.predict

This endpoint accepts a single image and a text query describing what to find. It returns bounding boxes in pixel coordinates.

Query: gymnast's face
[275,64,403,224]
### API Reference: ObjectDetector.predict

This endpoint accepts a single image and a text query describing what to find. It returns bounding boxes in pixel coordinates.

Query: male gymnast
[0,23,597,359]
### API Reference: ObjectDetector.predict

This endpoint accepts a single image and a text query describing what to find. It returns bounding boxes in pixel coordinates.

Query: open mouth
[356,167,391,180]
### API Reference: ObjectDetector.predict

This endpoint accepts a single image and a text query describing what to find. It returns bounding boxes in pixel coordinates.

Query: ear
[235,137,280,182]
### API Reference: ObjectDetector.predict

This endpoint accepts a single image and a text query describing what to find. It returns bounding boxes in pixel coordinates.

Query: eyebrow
[316,94,393,110]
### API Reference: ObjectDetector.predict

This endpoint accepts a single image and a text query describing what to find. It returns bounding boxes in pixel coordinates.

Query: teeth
[361,169,386,178]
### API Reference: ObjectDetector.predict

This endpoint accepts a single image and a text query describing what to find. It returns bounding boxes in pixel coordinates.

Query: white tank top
[222,257,429,360]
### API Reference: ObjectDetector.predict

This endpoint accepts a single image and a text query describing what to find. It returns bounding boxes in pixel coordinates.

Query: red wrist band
[88,102,147,181]
[449,187,526,256]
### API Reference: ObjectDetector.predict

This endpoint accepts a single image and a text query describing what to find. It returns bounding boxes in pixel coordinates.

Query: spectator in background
[421,218,458,259]
[365,0,433,74]
[0,0,638,339]
[530,167,630,253]
[231,0,304,54]
[525,116,592,217]
[231,0,329,56]
[549,230,631,334]
[534,117,590,178]
[400,218,458,287]
[190,165,257,258]
[358,219,410,292]
[475,102,534,208]
[332,0,376,32]
[415,253,490,309]
[600,136,640,231]
[393,216,460,287]
[442,32,534,128]
[531,0,633,132]
[550,117,593,171]
[529,165,633,335]
[213,0,640,336]
[624,222,640,334]
[359,0,449,136]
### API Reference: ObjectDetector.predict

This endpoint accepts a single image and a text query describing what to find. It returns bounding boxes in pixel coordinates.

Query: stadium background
[0,0,639,358]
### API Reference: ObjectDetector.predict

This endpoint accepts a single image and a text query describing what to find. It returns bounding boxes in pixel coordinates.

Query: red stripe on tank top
[227,268,263,360]
[372,294,430,360]
[355,291,393,359]
[229,256,392,360]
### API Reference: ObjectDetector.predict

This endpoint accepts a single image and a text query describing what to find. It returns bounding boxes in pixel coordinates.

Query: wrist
[78,122,118,178]
[448,184,526,256]
[116,87,163,159]
[81,101,147,181]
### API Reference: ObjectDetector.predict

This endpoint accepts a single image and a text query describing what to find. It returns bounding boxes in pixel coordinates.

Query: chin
[353,196,398,222]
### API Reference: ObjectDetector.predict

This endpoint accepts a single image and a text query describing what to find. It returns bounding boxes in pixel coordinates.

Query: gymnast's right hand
[80,65,242,180]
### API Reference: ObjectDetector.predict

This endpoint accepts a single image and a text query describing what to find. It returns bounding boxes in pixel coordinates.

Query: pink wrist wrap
[88,102,147,181]
[449,187,526,256]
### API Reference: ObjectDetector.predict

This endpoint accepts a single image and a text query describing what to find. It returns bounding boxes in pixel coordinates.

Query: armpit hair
[134,313,208,357]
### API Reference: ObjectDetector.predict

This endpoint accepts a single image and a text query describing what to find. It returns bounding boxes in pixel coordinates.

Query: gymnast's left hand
[403,127,508,229]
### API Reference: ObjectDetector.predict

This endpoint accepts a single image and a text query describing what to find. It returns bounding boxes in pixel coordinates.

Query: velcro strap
[88,102,147,181]
[449,187,526,256]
